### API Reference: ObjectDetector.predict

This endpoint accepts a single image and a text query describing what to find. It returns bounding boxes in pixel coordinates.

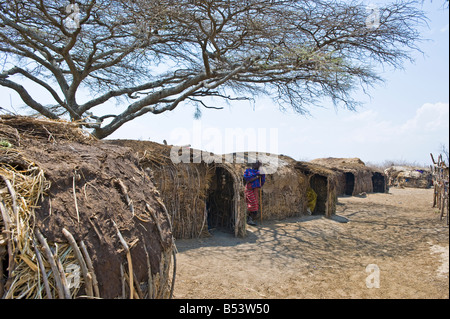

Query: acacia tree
[0,0,426,139]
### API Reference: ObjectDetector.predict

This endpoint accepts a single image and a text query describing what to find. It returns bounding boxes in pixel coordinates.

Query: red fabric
[245,183,259,212]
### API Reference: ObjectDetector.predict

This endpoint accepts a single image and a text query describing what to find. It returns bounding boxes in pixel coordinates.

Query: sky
[1,1,449,167]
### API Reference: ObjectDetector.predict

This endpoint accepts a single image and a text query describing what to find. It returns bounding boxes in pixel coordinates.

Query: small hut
[384,166,433,189]
[1,116,175,299]
[294,161,339,217]
[108,140,247,238]
[230,152,309,221]
[310,158,388,196]
[222,152,338,224]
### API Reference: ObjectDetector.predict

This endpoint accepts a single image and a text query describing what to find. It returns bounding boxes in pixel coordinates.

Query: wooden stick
[113,221,134,299]
[62,228,93,298]
[120,263,126,299]
[34,229,67,299]
[33,238,53,299]
[157,198,172,231]
[80,240,100,298]
[146,204,164,243]
[123,269,140,299]
[73,170,80,224]
[115,179,134,215]
[132,271,143,299]
[56,249,72,298]
[1,177,18,230]
[88,218,103,241]
[259,176,263,225]
[0,201,14,284]
[143,242,153,299]
[169,248,177,299]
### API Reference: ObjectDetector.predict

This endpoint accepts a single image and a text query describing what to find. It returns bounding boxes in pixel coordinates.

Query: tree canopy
[0,0,426,138]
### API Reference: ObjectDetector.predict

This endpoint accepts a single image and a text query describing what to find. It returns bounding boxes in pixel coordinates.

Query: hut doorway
[372,172,385,193]
[344,173,355,196]
[310,174,328,215]
[206,166,235,233]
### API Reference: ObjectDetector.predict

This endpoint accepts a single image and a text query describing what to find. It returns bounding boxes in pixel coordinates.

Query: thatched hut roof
[310,157,367,170]
[1,116,175,299]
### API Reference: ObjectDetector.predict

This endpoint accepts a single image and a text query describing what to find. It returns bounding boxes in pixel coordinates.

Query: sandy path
[173,188,449,299]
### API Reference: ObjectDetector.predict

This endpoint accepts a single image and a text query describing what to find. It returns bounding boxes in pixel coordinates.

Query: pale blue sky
[1,1,448,166]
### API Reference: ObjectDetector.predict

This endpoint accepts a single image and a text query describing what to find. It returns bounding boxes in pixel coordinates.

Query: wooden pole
[34,229,68,299]
[259,176,263,224]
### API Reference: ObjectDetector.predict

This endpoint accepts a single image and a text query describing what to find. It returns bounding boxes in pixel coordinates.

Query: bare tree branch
[0,0,427,138]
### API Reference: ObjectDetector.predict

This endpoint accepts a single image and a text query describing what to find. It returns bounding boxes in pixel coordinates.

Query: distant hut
[310,158,388,196]
[384,166,432,189]
[228,152,338,221]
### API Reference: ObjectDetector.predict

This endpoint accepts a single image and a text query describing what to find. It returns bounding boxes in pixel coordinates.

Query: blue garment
[244,168,266,189]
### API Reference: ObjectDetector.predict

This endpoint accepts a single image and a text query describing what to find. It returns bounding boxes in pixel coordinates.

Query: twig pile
[431,153,449,225]
[0,115,95,145]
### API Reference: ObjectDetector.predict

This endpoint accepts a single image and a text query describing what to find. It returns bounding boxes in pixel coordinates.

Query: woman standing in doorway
[244,161,265,225]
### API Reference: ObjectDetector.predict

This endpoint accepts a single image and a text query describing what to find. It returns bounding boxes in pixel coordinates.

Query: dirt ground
[173,188,449,299]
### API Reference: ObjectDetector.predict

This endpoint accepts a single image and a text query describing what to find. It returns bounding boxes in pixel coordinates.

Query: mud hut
[231,152,338,219]
[0,116,175,299]
[293,161,339,217]
[108,140,247,239]
[310,158,388,196]
[384,166,432,189]
[215,152,338,229]
[228,152,308,222]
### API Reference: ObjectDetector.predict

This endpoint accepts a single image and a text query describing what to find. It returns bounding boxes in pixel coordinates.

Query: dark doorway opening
[345,173,355,196]
[206,167,235,233]
[372,172,385,193]
[310,174,328,215]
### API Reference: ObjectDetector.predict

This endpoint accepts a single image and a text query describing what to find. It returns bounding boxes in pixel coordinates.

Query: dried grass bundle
[0,115,95,145]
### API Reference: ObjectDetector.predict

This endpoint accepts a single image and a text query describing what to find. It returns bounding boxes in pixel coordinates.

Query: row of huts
[109,140,389,239]
[0,116,427,299]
